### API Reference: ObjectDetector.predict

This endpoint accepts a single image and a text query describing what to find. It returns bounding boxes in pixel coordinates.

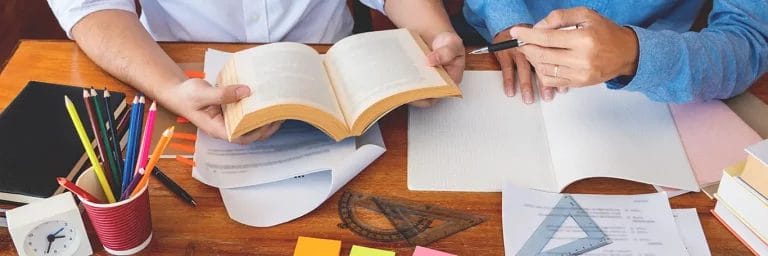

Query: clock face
[23,220,80,256]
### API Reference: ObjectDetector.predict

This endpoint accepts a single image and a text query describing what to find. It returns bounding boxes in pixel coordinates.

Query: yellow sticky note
[293,236,341,256]
[350,245,396,256]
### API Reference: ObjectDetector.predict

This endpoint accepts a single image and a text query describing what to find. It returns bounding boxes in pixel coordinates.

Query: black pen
[469,25,581,54]
[152,167,198,207]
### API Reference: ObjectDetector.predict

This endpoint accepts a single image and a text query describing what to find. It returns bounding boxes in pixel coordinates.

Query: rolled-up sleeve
[358,0,386,15]
[608,0,768,103]
[47,0,136,38]
[464,0,534,42]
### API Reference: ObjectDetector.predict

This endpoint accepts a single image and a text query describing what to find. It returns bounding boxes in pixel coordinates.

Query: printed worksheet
[502,184,688,255]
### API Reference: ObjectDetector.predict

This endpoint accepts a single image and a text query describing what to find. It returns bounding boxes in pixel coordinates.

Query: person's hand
[159,78,283,144]
[412,32,465,108]
[509,7,639,89]
[494,25,542,104]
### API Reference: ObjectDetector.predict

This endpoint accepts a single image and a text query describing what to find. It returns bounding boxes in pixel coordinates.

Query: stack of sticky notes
[293,236,342,256]
[350,245,396,256]
[412,246,456,256]
[293,236,455,256]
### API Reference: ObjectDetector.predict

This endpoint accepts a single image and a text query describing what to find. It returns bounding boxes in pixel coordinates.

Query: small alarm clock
[6,192,92,256]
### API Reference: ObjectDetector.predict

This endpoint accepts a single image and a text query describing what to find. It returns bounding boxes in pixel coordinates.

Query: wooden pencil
[64,96,116,203]
[121,96,140,192]
[135,101,157,173]
[57,177,101,204]
[130,126,174,197]
[91,88,120,195]
[103,89,124,185]
[82,89,116,197]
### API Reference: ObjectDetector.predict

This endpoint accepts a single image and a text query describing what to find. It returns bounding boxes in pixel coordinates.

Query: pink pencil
[135,101,157,174]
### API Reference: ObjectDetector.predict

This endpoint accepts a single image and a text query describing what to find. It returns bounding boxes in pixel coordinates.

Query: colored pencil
[152,167,197,206]
[103,89,124,185]
[91,88,120,196]
[57,177,101,203]
[121,96,140,192]
[82,89,116,196]
[132,96,146,175]
[64,96,116,203]
[130,126,174,197]
[135,102,157,173]
[121,169,144,200]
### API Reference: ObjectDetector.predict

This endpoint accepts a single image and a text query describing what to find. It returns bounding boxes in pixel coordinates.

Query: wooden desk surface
[1,40,765,255]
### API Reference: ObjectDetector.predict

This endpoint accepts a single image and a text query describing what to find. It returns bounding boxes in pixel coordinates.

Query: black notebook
[0,81,127,204]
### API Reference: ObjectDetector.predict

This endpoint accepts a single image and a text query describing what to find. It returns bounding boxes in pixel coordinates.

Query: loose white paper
[192,122,385,227]
[672,209,712,256]
[409,71,697,192]
[502,184,689,255]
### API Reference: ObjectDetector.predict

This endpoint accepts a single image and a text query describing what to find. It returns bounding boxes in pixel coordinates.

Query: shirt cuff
[48,0,136,38]
[617,25,690,102]
[358,0,386,15]
[484,10,534,39]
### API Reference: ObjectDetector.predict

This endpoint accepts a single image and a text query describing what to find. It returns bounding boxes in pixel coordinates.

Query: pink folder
[661,101,762,196]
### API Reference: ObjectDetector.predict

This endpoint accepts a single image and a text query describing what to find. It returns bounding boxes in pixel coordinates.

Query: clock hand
[46,235,54,254]
[54,235,65,239]
[52,227,65,236]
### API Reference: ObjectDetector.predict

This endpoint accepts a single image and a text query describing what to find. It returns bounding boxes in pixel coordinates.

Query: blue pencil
[121,96,140,192]
[132,96,146,175]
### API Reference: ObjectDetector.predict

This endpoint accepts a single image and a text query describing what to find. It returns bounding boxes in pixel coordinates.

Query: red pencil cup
[75,167,153,255]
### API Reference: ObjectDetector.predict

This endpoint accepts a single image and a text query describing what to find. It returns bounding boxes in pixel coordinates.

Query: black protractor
[337,191,433,243]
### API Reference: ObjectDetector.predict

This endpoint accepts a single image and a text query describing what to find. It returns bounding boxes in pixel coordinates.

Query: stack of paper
[503,184,710,255]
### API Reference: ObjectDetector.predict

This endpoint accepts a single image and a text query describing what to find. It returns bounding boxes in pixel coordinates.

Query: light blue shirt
[464,0,768,103]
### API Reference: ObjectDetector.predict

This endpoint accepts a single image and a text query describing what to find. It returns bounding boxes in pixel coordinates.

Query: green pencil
[90,88,121,191]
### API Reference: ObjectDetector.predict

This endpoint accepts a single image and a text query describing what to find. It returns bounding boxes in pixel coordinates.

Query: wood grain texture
[1,40,765,255]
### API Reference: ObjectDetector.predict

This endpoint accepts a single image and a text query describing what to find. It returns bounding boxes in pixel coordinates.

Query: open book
[408,71,699,192]
[216,28,461,141]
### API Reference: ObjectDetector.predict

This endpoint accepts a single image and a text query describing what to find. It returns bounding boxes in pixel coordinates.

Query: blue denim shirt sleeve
[463,0,535,42]
[608,0,768,103]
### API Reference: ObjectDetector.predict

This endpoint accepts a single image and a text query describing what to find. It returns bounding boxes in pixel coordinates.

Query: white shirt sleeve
[47,0,136,38]
[358,0,386,15]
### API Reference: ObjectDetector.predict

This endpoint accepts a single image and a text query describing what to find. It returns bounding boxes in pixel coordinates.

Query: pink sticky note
[669,101,762,186]
[413,246,456,256]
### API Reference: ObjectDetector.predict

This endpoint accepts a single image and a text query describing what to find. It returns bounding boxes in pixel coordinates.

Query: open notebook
[408,71,698,192]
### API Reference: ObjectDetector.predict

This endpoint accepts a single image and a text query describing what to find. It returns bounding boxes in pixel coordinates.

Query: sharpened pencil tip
[83,89,90,98]
[56,177,66,184]
[191,200,198,207]
[64,95,73,105]
[132,96,138,104]
[149,102,157,110]
[90,88,98,96]
[104,89,111,97]
[139,96,145,103]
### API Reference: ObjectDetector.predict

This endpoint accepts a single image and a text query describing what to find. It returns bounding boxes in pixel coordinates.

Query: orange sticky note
[350,245,395,256]
[293,236,341,256]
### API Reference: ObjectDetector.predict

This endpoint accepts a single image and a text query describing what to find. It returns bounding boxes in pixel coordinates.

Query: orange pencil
[130,126,174,197]
[57,177,102,203]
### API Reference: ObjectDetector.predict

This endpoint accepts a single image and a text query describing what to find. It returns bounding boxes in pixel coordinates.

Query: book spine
[717,170,768,243]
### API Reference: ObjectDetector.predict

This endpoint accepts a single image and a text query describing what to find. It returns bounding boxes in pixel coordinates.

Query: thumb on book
[201,84,251,105]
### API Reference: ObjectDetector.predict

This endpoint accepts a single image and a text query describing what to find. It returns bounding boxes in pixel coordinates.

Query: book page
[540,86,698,191]
[324,29,446,125]
[221,43,344,122]
[502,184,689,255]
[408,71,556,192]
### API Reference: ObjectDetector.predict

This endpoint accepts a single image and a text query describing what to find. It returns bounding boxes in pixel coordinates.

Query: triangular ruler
[371,196,485,246]
[517,195,612,255]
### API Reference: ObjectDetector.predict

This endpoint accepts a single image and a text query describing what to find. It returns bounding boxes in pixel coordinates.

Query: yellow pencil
[64,96,116,203]
[130,126,174,197]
